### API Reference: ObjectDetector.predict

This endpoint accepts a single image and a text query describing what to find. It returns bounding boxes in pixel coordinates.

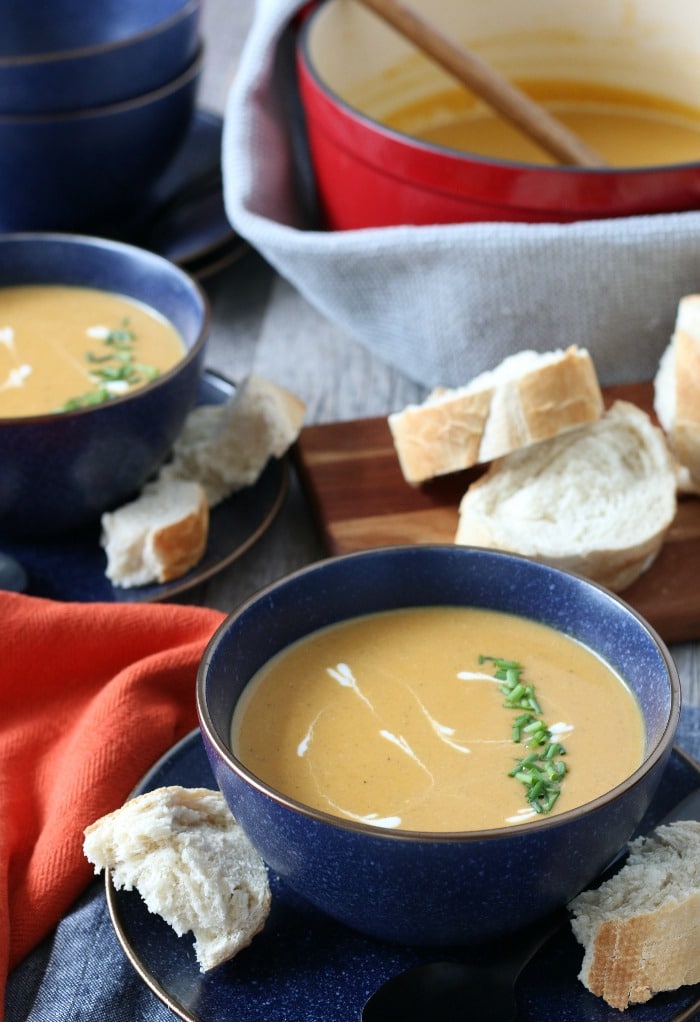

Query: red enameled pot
[296,0,700,229]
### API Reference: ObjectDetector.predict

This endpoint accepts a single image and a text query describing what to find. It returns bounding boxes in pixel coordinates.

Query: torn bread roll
[654,294,700,493]
[388,346,604,484]
[83,786,271,972]
[569,820,700,1011]
[101,478,209,588]
[160,371,306,506]
[455,401,676,592]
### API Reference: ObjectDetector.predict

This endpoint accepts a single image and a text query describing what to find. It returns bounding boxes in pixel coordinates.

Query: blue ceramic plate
[1,370,287,603]
[106,730,700,1022]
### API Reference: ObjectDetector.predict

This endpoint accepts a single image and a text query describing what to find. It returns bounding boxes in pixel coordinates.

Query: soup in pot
[231,606,645,833]
[382,81,700,167]
[0,284,186,417]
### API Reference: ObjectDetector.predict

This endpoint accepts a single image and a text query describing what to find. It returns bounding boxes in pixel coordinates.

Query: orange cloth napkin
[0,590,225,1018]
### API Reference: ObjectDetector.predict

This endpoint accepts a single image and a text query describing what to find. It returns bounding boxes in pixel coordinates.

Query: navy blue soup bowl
[197,545,681,947]
[0,233,209,537]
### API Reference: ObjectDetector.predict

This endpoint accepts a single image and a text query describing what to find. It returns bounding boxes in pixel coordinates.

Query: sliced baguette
[654,294,700,492]
[455,400,676,592]
[569,820,700,1011]
[388,346,604,485]
[160,372,306,506]
[83,786,271,972]
[101,477,209,588]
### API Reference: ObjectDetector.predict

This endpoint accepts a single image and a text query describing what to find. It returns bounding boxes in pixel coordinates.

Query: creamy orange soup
[231,607,645,833]
[0,284,186,417]
[382,81,700,167]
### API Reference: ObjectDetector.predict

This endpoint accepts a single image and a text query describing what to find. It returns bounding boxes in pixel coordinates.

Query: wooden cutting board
[294,381,700,645]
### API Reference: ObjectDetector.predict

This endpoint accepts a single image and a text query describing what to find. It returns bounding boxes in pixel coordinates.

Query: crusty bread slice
[101,478,209,588]
[83,786,271,972]
[159,372,306,506]
[455,400,676,592]
[654,294,700,492]
[388,346,604,484]
[569,820,700,1011]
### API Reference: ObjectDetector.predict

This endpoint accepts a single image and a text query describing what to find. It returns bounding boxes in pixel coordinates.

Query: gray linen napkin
[223,0,700,390]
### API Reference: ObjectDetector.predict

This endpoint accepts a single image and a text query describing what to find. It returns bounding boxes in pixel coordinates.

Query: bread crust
[569,821,700,1010]
[101,479,209,588]
[672,328,700,486]
[388,387,491,483]
[150,491,209,582]
[388,346,604,484]
[579,894,700,1010]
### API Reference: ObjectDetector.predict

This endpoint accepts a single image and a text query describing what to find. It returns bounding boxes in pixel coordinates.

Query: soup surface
[381,81,700,167]
[0,284,186,417]
[231,606,645,832]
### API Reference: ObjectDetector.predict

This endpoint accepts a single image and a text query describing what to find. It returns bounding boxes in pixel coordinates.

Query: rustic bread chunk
[83,786,271,972]
[569,820,700,1010]
[455,400,676,592]
[160,372,306,506]
[101,478,209,588]
[388,346,604,484]
[654,294,700,492]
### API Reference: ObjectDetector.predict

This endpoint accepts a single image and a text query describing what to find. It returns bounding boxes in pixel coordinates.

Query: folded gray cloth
[223,0,700,390]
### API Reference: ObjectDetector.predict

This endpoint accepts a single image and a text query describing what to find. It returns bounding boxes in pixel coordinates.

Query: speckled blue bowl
[0,48,201,232]
[0,0,201,114]
[197,545,681,947]
[0,233,209,538]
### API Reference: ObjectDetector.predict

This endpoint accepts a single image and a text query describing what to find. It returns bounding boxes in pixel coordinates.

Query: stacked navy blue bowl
[0,0,203,231]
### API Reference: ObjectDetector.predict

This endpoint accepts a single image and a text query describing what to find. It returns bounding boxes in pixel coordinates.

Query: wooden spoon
[355,0,607,168]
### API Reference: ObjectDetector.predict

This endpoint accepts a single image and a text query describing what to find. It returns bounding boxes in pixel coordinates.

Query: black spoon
[362,786,700,1022]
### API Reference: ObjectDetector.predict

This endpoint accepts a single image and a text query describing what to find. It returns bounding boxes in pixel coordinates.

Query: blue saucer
[0,370,287,603]
[106,730,700,1022]
[113,109,247,278]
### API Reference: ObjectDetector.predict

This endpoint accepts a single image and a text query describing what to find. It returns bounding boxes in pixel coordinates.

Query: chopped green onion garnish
[60,317,159,411]
[480,655,568,816]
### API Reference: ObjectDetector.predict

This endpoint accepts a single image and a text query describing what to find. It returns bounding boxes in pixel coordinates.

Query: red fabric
[0,590,224,1017]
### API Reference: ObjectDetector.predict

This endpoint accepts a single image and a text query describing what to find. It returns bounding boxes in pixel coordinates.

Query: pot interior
[306,0,700,167]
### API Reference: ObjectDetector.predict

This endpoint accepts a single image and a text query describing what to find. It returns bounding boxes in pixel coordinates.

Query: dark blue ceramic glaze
[0,0,200,114]
[198,546,681,947]
[0,233,209,537]
[108,730,700,1022]
[0,51,201,232]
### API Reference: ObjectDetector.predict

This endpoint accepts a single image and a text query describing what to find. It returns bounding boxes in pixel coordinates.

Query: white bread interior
[569,820,700,1011]
[388,346,604,484]
[83,786,271,972]
[160,371,306,506]
[654,294,700,492]
[455,400,676,592]
[101,478,209,588]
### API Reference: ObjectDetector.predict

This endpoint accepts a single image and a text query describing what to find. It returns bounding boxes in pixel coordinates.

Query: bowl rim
[0,231,210,426]
[0,45,203,123]
[297,0,700,177]
[0,0,201,70]
[197,543,682,844]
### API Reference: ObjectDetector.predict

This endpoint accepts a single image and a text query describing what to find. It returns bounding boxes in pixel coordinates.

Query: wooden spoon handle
[356,0,608,168]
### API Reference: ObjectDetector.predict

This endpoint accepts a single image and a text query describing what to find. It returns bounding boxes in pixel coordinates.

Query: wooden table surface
[188,0,700,706]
